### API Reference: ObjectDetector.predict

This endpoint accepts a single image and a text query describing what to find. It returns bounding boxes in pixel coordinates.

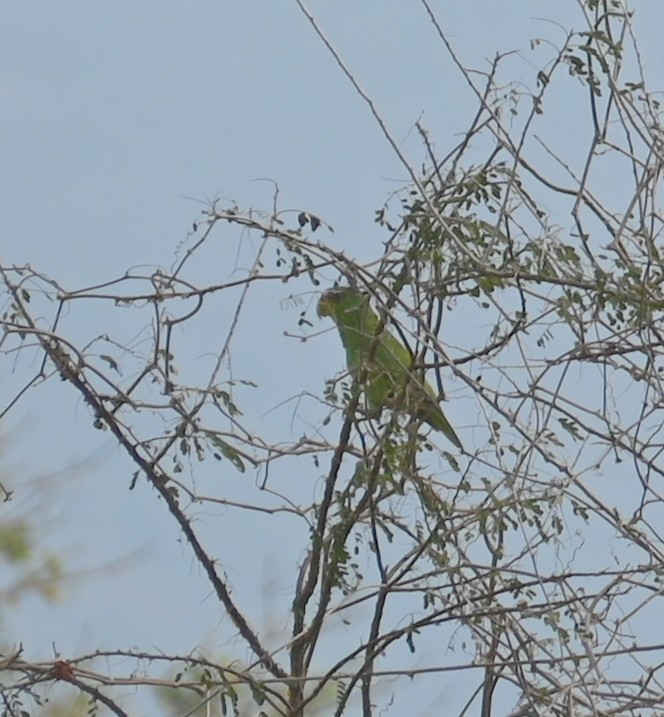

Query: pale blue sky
[2,3,664,715]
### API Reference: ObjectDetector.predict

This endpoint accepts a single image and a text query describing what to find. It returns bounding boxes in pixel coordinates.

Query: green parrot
[317,287,462,449]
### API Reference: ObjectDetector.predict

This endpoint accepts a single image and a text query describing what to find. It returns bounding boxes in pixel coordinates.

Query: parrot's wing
[370,322,463,449]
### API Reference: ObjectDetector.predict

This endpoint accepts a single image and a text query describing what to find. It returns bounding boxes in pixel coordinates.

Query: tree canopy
[3,2,664,716]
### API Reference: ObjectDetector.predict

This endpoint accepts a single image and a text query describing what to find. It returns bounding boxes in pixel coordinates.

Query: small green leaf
[206,433,253,473]
[100,354,120,373]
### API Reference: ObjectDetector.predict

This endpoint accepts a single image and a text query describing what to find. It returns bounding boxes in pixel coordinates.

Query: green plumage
[318,287,462,449]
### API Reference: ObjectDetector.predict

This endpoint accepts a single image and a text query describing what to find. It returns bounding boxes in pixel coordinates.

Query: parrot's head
[317,287,363,320]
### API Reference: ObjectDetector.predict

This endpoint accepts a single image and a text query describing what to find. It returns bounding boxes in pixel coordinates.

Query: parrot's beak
[317,291,338,318]
[317,295,330,318]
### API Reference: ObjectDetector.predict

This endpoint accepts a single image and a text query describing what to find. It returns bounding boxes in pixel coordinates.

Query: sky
[2,2,664,716]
